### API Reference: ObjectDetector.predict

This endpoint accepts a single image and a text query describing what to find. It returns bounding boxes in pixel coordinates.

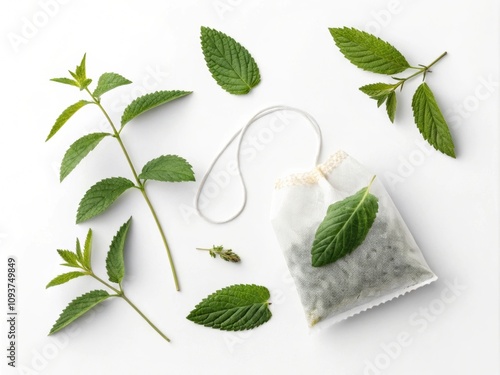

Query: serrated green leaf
[187,284,272,331]
[106,218,132,284]
[46,271,87,288]
[51,77,80,88]
[49,290,111,335]
[76,177,135,224]
[359,82,396,100]
[57,249,80,268]
[311,178,379,267]
[75,54,87,81]
[138,155,195,183]
[201,27,261,95]
[75,238,83,260]
[329,27,410,74]
[82,229,93,271]
[121,90,192,127]
[412,83,455,158]
[93,73,132,98]
[386,92,397,123]
[60,132,110,182]
[46,100,92,141]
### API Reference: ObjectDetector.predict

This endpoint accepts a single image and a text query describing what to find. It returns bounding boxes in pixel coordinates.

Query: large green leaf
[311,179,379,267]
[60,133,110,182]
[412,83,455,158]
[121,90,192,127]
[76,177,135,224]
[49,290,111,335]
[138,155,195,183]
[106,218,132,284]
[329,27,410,74]
[187,284,272,331]
[201,27,261,95]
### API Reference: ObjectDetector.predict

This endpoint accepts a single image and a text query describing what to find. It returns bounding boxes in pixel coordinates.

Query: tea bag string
[195,105,323,224]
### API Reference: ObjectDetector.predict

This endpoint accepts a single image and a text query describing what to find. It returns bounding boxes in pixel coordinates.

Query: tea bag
[270,151,437,328]
[196,106,437,328]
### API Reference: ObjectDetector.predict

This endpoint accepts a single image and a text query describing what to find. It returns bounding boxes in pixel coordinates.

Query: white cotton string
[195,105,323,224]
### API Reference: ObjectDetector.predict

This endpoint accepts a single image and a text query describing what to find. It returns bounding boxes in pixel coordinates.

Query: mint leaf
[57,249,80,268]
[51,77,80,88]
[200,27,261,95]
[82,229,93,271]
[49,290,111,335]
[138,155,195,183]
[121,90,192,127]
[46,271,87,288]
[46,100,92,141]
[60,133,110,182]
[187,284,272,331]
[386,91,397,123]
[76,177,135,224]
[359,82,396,101]
[93,73,132,98]
[412,83,455,158]
[106,218,132,284]
[311,177,379,267]
[329,27,410,74]
[75,238,83,260]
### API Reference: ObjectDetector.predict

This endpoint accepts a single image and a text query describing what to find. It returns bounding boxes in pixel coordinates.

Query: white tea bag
[270,151,437,328]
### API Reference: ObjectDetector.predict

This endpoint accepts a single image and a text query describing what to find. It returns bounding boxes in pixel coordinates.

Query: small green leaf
[121,90,192,127]
[76,177,135,224]
[311,177,379,267]
[106,218,132,284]
[60,133,110,182]
[200,27,261,95]
[187,284,272,331]
[49,290,111,335]
[359,82,396,100]
[57,249,80,268]
[82,229,93,271]
[138,155,195,183]
[75,54,87,81]
[386,92,397,123]
[46,271,87,288]
[93,73,132,98]
[75,238,83,260]
[46,100,92,141]
[329,27,410,74]
[51,77,80,88]
[412,83,455,158]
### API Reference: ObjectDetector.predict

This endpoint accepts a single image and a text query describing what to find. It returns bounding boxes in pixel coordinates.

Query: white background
[1,0,499,374]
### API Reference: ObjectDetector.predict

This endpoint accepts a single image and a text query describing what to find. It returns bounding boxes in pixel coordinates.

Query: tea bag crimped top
[271,151,437,327]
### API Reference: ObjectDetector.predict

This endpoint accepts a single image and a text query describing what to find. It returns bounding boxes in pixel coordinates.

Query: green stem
[120,292,171,342]
[90,273,170,342]
[85,89,180,291]
[394,51,447,89]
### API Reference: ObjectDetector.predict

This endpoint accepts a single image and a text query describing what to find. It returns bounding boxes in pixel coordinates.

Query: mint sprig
[311,176,379,267]
[187,284,272,331]
[47,54,195,290]
[329,27,456,158]
[48,219,171,342]
[200,27,261,95]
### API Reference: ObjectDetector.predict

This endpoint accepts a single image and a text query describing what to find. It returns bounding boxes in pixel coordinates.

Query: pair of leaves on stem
[311,177,379,267]
[329,27,456,158]
[76,154,194,224]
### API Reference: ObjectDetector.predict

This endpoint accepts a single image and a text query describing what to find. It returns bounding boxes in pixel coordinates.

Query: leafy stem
[83,88,180,291]
[47,220,171,342]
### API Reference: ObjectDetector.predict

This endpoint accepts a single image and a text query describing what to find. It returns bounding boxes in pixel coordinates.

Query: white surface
[1,1,498,374]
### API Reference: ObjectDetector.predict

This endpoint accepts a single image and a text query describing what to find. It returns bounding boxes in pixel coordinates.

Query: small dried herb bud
[197,245,241,263]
